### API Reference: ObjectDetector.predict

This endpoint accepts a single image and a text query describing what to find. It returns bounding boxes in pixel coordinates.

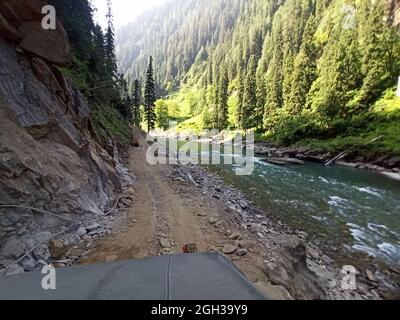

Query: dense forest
[117,0,400,156]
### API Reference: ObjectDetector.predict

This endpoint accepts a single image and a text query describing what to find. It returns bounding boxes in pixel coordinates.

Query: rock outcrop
[387,0,400,29]
[0,1,128,272]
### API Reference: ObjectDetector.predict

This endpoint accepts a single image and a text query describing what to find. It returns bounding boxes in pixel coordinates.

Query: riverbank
[254,142,400,181]
[182,164,400,299]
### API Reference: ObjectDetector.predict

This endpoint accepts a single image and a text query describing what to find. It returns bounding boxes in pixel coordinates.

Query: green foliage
[242,55,258,129]
[216,66,229,130]
[91,104,133,145]
[155,100,170,130]
[275,89,400,155]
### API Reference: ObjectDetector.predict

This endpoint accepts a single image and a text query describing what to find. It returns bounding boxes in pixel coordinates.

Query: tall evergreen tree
[132,80,142,127]
[144,56,157,132]
[217,66,229,130]
[92,24,106,82]
[236,67,245,129]
[264,20,284,130]
[105,0,117,85]
[242,55,257,129]
[287,15,317,114]
[255,70,266,129]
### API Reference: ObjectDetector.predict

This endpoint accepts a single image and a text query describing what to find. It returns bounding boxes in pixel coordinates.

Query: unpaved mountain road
[81,135,287,299]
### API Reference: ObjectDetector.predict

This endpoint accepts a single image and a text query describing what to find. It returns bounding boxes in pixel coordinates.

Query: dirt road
[81,135,287,299]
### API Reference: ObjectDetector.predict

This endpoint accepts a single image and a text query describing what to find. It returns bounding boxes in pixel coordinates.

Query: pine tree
[105,0,117,85]
[50,0,94,62]
[217,66,229,130]
[92,24,106,82]
[144,56,157,132]
[282,50,295,109]
[242,55,257,129]
[255,70,266,130]
[236,67,245,129]
[132,80,142,127]
[287,15,317,114]
[264,21,284,130]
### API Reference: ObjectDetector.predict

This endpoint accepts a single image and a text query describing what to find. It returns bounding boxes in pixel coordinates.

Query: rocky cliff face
[0,1,129,271]
[387,0,400,29]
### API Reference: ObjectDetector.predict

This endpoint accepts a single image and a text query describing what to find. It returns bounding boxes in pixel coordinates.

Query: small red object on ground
[182,243,198,254]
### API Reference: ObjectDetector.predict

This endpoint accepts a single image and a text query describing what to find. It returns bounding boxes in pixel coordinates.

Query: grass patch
[91,104,132,145]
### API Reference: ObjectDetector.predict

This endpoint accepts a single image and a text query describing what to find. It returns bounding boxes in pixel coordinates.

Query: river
[198,149,400,265]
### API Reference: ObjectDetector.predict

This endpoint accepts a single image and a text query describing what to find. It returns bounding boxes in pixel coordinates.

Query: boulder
[1,237,25,259]
[0,13,21,42]
[1,0,44,22]
[19,21,71,67]
[30,57,64,95]
[263,242,326,300]
[0,2,22,25]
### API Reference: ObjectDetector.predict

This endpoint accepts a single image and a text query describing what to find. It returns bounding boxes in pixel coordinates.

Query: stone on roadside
[208,218,218,225]
[75,227,87,238]
[366,270,376,282]
[125,187,135,197]
[160,239,172,249]
[33,244,51,261]
[239,200,248,209]
[222,244,237,255]
[66,247,85,259]
[229,233,241,240]
[21,255,37,272]
[236,249,248,257]
[85,223,100,233]
[49,239,68,259]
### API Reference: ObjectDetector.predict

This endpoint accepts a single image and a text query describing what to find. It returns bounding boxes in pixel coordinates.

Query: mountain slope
[117,0,400,156]
[116,0,244,90]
